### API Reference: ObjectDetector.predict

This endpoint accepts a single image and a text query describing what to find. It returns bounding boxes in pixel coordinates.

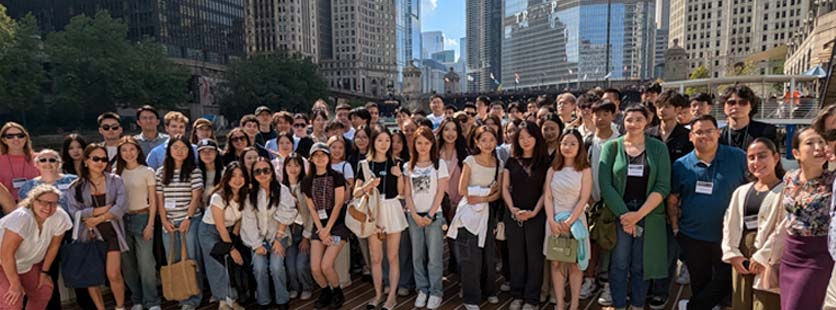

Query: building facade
[669,0,812,78]
[396,0,421,92]
[501,0,656,90]
[785,2,836,75]
[5,0,246,65]
[320,0,398,98]
[467,0,502,92]
[244,0,319,60]
[432,50,456,63]
[422,31,444,59]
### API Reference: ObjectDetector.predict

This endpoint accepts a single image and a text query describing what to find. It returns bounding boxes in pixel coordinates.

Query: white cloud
[444,36,458,48]
[423,0,438,11]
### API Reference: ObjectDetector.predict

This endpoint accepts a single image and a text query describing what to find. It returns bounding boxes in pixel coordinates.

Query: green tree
[0,4,15,49]
[45,10,188,126]
[686,65,710,95]
[219,53,328,118]
[0,13,46,122]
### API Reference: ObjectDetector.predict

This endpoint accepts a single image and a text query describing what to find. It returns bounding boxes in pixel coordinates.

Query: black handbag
[61,212,107,288]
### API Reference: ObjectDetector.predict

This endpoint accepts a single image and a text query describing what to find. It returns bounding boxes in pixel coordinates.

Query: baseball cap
[196,139,220,152]
[255,106,272,115]
[309,142,330,155]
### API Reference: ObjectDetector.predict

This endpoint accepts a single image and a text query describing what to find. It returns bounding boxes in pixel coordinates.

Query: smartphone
[742,259,750,270]
[331,235,342,245]
[635,226,644,238]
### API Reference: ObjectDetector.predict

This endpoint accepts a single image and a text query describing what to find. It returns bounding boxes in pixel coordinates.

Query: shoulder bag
[160,231,201,301]
[346,161,380,238]
[60,211,107,288]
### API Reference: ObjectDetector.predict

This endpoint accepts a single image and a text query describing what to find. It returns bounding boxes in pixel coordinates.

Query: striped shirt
[155,168,203,222]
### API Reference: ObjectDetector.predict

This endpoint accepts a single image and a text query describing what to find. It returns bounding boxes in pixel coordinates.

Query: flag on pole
[514,73,520,84]
[467,75,475,81]
[568,68,574,74]
[603,72,612,79]
[497,84,503,92]
[583,74,588,80]
[490,73,496,81]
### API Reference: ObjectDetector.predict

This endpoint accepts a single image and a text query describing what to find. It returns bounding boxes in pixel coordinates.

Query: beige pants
[824,268,836,310]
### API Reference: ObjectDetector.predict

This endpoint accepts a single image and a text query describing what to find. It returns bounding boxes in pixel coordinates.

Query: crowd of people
[0,82,834,310]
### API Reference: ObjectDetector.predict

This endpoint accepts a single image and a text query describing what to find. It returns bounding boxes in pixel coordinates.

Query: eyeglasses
[293,123,307,128]
[466,112,477,117]
[35,198,59,208]
[100,124,121,131]
[38,158,59,163]
[230,136,247,142]
[253,167,272,176]
[89,156,108,163]
[725,99,749,106]
[2,133,25,140]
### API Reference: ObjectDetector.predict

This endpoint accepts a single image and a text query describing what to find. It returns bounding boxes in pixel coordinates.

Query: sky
[421,0,466,60]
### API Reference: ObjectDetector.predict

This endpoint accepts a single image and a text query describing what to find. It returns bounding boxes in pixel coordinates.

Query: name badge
[164,198,177,210]
[57,183,71,191]
[627,164,644,177]
[695,181,714,195]
[318,209,328,220]
[11,178,26,189]
[744,215,759,230]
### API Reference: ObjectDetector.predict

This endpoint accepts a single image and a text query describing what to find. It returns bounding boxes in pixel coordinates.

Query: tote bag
[160,231,201,301]
[60,212,107,288]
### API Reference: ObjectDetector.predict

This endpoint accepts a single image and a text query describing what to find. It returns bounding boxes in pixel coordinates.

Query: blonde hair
[0,122,34,161]
[35,149,62,164]
[163,111,189,126]
[18,184,61,210]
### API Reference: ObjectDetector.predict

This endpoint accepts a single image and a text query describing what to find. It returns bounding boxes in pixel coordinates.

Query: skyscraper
[6,0,246,65]
[501,0,655,90]
[669,0,811,78]
[466,0,502,92]
[396,0,421,91]
[422,31,444,59]
[245,0,319,61]
[321,0,398,98]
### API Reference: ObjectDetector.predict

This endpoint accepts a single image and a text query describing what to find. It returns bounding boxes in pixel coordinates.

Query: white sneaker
[677,264,691,285]
[130,305,143,310]
[579,277,598,299]
[509,299,523,310]
[678,299,689,310]
[289,290,299,299]
[500,281,511,292]
[426,295,443,309]
[465,304,480,310]
[597,283,613,306]
[415,291,428,308]
[300,290,313,300]
[487,295,499,304]
[522,304,538,310]
[148,307,161,310]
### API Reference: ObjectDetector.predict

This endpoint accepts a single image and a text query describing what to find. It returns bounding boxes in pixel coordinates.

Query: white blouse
[202,193,243,227]
[240,185,298,250]
[0,207,72,273]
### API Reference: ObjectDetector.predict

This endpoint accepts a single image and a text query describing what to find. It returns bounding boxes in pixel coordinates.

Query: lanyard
[726,125,750,149]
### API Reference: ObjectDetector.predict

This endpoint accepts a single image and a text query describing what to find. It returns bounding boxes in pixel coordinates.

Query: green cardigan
[598,135,671,280]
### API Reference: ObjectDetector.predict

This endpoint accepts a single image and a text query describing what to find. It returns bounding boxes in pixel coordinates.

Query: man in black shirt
[718,85,777,150]
[647,90,694,163]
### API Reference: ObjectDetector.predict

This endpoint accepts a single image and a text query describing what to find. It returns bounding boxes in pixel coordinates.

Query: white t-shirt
[405,160,449,213]
[106,145,118,161]
[427,113,445,130]
[202,193,243,227]
[343,127,356,141]
[0,207,72,273]
[332,161,355,180]
[121,166,156,211]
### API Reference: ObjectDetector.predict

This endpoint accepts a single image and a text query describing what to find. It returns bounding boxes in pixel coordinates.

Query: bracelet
[40,270,50,275]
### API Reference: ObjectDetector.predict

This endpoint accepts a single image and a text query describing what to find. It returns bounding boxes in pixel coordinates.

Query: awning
[804,65,827,78]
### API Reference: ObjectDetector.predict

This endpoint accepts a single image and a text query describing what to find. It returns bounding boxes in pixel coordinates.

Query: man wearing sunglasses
[98,112,124,161]
[717,85,777,150]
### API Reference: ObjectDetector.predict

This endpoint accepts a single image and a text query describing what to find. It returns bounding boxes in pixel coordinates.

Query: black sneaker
[648,296,667,310]
[315,287,333,309]
[330,287,345,309]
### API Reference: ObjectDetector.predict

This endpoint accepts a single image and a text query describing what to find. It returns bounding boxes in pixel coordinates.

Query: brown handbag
[160,231,201,301]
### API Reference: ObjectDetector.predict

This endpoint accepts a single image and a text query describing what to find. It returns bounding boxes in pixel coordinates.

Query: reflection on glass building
[5,0,246,65]
[396,0,422,91]
[502,0,655,90]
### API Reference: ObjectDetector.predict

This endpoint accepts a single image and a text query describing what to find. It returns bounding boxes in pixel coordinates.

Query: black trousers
[504,211,545,305]
[456,227,497,305]
[677,234,731,310]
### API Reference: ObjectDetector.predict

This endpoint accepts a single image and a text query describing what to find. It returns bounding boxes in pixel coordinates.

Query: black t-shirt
[255,130,277,148]
[744,186,769,217]
[623,151,649,212]
[647,124,694,163]
[506,157,548,210]
[301,171,346,213]
[356,159,402,199]
[719,120,777,150]
[296,137,314,158]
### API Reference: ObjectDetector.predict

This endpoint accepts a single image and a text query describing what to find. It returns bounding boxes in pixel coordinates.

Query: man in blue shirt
[146,111,191,171]
[668,114,747,310]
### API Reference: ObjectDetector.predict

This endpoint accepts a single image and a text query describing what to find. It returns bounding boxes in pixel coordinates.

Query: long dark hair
[352,125,373,154]
[61,134,88,175]
[367,126,393,161]
[115,136,147,175]
[302,149,338,192]
[71,144,108,203]
[211,161,250,211]
[391,129,411,162]
[249,157,282,210]
[162,135,197,186]
[408,127,439,170]
[198,141,223,186]
[282,153,308,187]
[747,137,786,180]
[511,121,549,170]
[470,125,498,157]
[551,129,589,171]
[436,118,468,168]
[275,131,295,156]
[224,127,251,156]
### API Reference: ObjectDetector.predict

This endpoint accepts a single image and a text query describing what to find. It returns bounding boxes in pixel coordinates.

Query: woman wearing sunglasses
[0,122,39,202]
[223,128,253,166]
[242,158,298,309]
[293,113,315,158]
[66,144,129,310]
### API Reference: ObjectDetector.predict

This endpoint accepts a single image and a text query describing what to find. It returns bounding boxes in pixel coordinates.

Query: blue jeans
[407,214,445,297]
[121,213,161,308]
[609,221,649,308]
[285,224,314,292]
[198,221,237,302]
[161,216,204,306]
[252,238,290,305]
